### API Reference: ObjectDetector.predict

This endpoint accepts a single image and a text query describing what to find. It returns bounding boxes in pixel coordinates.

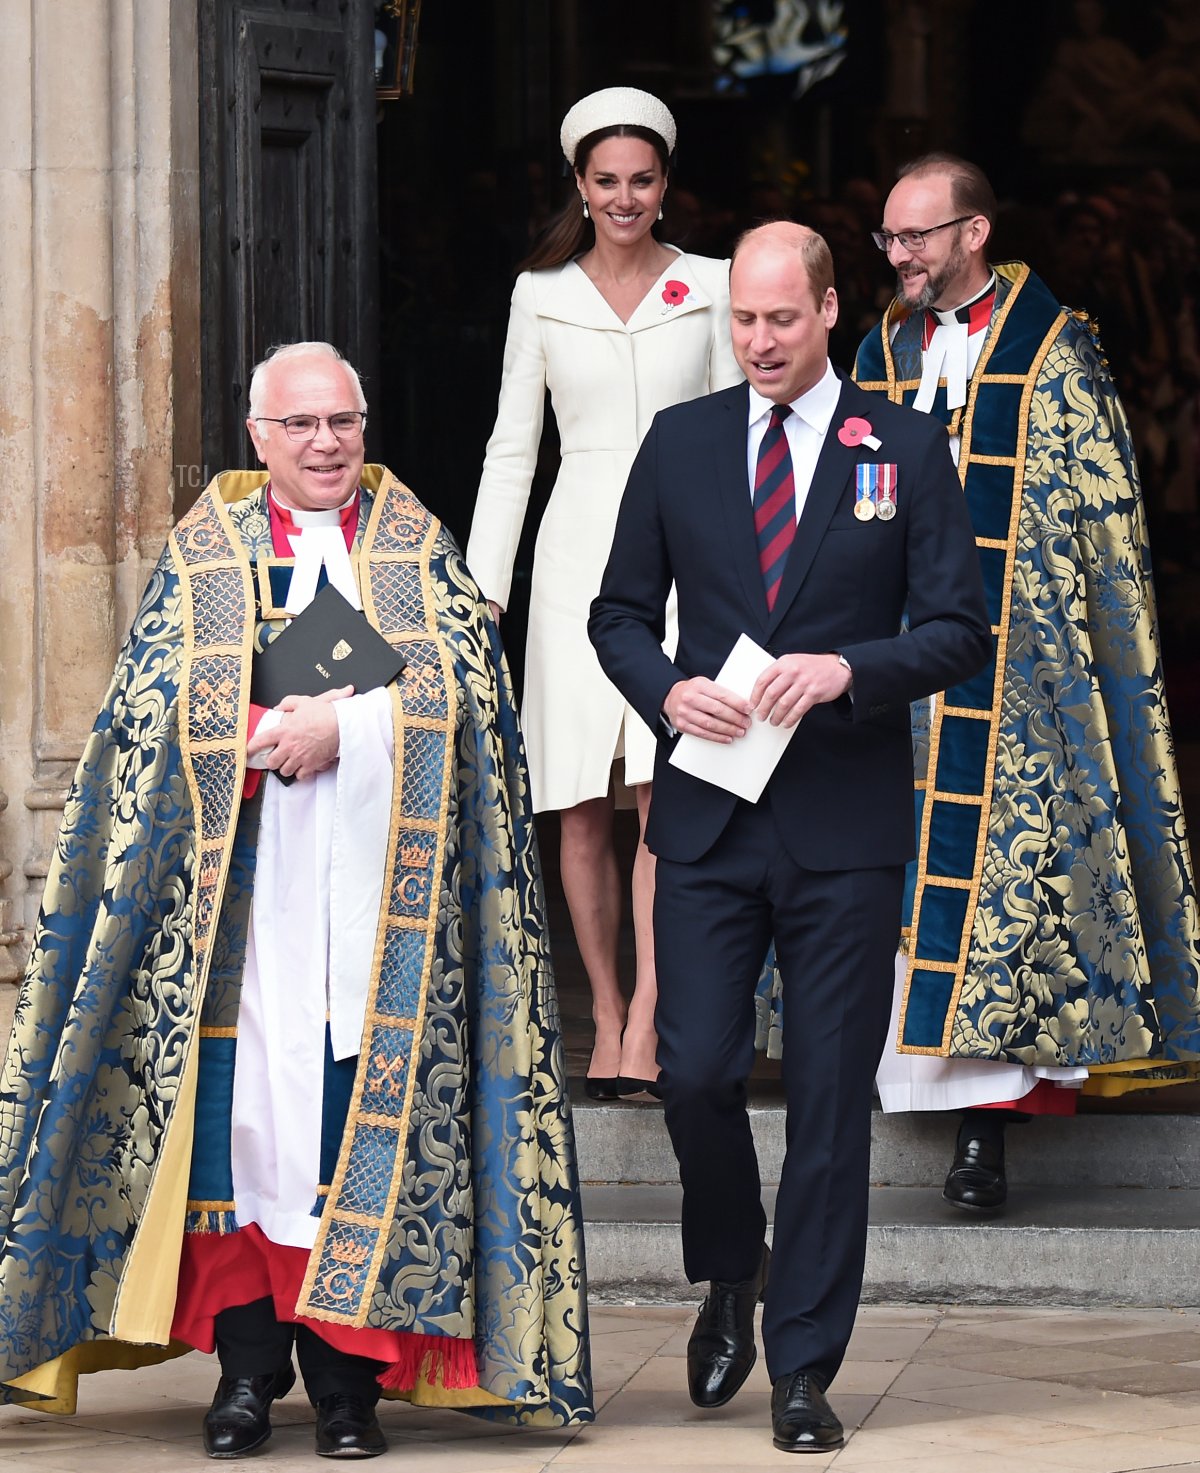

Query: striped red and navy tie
[754,404,796,610]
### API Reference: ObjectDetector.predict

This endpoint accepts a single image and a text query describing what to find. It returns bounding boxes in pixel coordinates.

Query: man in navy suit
[588,222,990,1454]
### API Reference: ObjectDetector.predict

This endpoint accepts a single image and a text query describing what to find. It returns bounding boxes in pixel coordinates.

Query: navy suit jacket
[588,372,991,869]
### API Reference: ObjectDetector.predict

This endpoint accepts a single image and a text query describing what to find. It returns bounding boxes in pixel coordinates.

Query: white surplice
[875,952,1088,1111]
[231,685,395,1248]
[230,502,397,1248]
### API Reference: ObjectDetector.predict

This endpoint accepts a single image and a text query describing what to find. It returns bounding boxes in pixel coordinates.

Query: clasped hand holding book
[250,584,407,783]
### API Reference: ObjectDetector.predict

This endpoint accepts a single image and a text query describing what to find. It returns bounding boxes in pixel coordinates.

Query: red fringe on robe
[172,1223,478,1391]
[975,1078,1079,1116]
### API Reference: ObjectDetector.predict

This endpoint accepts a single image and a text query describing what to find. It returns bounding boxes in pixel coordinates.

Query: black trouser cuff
[214,1296,295,1378]
[296,1326,385,1405]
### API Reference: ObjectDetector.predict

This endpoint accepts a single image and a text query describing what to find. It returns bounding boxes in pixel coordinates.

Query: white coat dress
[467,248,743,813]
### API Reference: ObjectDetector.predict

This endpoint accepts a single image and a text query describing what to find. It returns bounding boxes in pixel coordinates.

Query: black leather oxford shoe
[942,1134,1007,1213]
[314,1393,387,1458]
[202,1361,296,1458]
[771,1369,844,1453]
[686,1242,770,1408]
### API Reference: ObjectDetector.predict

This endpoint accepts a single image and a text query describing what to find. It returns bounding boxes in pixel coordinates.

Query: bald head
[729,221,838,405]
[732,221,836,306]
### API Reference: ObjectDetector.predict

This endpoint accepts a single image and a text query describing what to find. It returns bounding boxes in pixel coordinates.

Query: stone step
[570,1095,1200,1190]
[581,1182,1200,1306]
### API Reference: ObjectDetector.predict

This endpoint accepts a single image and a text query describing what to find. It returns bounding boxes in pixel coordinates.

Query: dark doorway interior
[374,1,1200,1105]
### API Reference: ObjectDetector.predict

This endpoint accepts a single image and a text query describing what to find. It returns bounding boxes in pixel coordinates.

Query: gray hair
[247,341,367,428]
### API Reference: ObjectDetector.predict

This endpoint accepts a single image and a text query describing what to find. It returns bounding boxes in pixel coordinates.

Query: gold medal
[854,497,876,522]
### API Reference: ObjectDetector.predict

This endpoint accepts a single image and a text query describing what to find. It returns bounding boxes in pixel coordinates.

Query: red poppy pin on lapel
[838,415,882,451]
[661,279,692,313]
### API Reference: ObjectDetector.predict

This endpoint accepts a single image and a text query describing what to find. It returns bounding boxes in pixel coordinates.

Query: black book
[251,585,407,781]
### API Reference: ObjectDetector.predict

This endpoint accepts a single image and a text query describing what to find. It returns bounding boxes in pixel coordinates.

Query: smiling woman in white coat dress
[466,87,742,1100]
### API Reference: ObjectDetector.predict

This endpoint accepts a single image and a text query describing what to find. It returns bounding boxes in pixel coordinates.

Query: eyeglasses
[870,216,973,253]
[254,411,367,441]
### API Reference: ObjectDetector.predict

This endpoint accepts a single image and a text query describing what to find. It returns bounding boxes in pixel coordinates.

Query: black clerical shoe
[202,1361,296,1458]
[314,1394,387,1458]
[942,1134,1007,1214]
[771,1369,844,1453]
[686,1243,770,1408]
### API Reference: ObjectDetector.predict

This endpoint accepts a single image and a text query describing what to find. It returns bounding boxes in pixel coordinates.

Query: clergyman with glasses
[855,154,1200,1213]
[0,341,593,1458]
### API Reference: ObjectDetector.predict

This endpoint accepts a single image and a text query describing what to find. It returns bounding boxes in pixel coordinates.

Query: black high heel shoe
[584,1076,622,1101]
[615,1075,662,1101]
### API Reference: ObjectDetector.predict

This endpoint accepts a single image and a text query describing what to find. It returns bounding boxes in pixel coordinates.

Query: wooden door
[199,0,379,476]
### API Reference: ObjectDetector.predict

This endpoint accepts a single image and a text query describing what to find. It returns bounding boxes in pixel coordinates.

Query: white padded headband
[560,87,677,166]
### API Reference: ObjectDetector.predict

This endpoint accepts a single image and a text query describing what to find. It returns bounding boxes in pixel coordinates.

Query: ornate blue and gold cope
[850,263,1200,1089]
[0,468,593,1424]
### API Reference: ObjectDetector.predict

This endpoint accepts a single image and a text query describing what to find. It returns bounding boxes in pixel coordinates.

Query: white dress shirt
[745,359,841,516]
[659,361,845,738]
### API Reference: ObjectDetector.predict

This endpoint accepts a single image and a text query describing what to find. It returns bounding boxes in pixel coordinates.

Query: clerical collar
[268,485,359,530]
[266,484,361,565]
[926,272,997,334]
[265,485,363,613]
[914,274,996,416]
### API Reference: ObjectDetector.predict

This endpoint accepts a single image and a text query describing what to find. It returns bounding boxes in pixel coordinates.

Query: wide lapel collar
[536,260,627,331]
[766,372,863,634]
[714,383,771,630]
[535,249,716,334]
[625,250,715,334]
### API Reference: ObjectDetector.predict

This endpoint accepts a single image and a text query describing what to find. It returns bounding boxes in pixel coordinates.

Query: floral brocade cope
[856,266,1200,1075]
[753,264,1200,1080]
[0,470,593,1425]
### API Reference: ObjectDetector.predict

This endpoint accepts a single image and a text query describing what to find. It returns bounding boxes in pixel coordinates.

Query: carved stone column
[0,788,15,1038]
[0,790,18,984]
[0,0,199,980]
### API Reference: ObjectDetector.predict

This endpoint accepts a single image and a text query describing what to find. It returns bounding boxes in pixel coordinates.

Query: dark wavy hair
[519,124,671,273]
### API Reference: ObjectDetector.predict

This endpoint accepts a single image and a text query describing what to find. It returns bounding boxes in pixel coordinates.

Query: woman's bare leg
[559,794,625,1077]
[620,782,659,1082]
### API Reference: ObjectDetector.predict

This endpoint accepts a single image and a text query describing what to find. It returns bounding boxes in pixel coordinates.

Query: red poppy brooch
[661,279,693,313]
[837,415,882,451]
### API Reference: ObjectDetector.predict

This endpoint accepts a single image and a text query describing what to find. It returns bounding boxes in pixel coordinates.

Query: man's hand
[749,654,851,728]
[663,678,752,743]
[487,600,503,625]
[247,684,354,781]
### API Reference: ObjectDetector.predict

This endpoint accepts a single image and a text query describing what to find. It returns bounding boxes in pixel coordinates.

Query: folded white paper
[668,633,798,803]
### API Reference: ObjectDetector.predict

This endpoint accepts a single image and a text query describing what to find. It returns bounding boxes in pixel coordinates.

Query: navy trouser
[653,798,902,1386]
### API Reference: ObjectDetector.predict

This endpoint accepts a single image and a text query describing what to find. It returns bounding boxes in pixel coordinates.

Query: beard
[896,234,969,311]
